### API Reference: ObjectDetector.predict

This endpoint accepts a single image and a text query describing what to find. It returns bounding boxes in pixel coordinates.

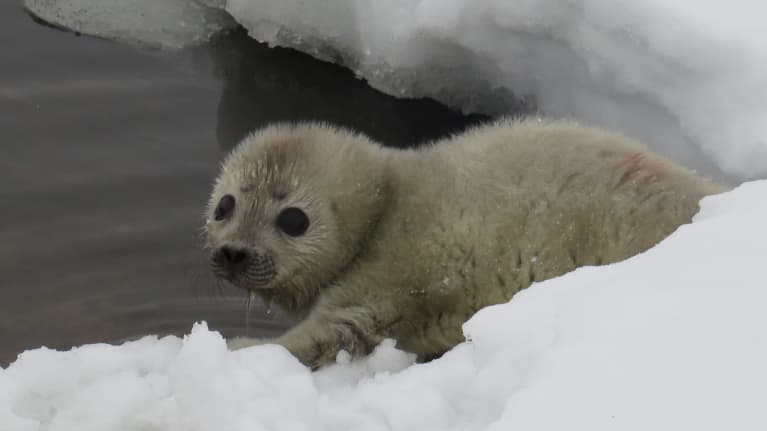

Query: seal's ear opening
[276,207,310,236]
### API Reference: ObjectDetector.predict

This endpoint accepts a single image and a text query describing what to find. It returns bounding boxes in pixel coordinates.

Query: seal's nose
[213,246,250,274]
[221,246,248,264]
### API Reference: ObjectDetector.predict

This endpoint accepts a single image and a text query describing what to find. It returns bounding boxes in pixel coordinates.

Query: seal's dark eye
[276,207,309,237]
[214,194,235,221]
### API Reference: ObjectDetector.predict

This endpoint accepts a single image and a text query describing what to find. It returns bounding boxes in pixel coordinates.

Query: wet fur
[206,118,726,368]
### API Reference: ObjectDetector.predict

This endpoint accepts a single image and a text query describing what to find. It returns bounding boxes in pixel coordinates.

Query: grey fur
[205,118,726,368]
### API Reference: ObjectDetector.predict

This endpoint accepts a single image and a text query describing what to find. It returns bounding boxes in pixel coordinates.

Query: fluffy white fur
[205,118,725,368]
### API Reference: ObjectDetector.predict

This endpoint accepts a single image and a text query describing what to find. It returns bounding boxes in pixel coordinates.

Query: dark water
[0,2,488,365]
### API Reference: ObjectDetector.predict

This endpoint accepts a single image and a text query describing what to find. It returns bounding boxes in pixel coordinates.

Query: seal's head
[205,123,388,314]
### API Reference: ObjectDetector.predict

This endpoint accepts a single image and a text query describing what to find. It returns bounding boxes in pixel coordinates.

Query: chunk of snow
[24,0,767,179]
[22,0,235,49]
[3,180,767,430]
[222,0,767,180]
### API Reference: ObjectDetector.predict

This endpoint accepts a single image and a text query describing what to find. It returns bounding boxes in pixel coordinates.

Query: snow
[22,0,235,49]
[221,0,767,180]
[24,0,767,180]
[3,180,767,430]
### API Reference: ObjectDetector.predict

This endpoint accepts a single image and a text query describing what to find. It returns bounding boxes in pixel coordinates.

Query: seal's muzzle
[210,246,276,288]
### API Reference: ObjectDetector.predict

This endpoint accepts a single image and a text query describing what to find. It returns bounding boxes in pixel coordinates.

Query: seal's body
[205,119,725,368]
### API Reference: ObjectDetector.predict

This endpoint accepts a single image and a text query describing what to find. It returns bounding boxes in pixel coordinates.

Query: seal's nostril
[231,250,247,263]
[221,247,248,264]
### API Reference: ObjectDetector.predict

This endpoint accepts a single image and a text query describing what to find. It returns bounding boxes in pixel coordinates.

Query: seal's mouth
[209,247,277,289]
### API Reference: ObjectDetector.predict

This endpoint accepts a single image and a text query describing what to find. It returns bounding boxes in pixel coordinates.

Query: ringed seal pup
[205,119,726,368]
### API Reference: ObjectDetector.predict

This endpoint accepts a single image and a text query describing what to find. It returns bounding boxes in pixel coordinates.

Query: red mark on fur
[616,152,663,187]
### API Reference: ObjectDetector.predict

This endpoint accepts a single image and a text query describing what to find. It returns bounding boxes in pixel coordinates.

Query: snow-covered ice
[22,0,235,49]
[3,180,766,430]
[24,0,767,180]
[222,0,767,180]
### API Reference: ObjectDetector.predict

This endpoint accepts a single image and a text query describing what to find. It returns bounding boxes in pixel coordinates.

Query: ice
[221,0,767,180]
[3,181,767,430]
[24,0,767,179]
[22,0,235,49]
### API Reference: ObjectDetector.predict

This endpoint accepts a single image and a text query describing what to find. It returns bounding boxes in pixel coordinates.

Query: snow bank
[222,0,767,180]
[24,0,767,180]
[3,180,767,430]
[22,0,767,179]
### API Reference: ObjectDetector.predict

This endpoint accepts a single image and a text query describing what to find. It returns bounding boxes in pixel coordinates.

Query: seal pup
[204,119,725,368]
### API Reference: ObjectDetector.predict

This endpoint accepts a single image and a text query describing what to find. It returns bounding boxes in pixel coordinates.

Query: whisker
[245,291,257,336]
